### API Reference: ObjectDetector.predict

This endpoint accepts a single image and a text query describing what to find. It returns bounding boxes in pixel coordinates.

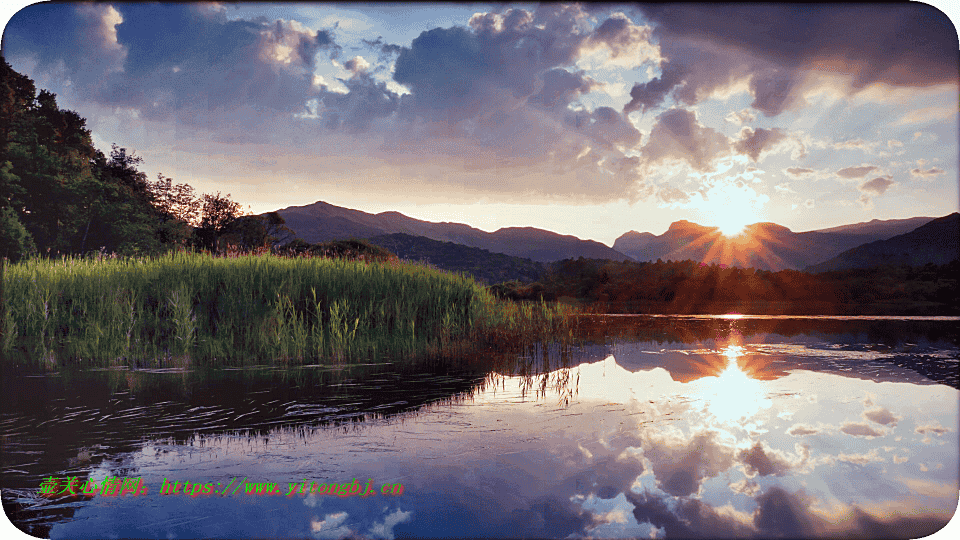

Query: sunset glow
[1,1,956,245]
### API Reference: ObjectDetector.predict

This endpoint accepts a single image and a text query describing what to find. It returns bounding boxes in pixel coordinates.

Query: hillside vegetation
[494,257,960,315]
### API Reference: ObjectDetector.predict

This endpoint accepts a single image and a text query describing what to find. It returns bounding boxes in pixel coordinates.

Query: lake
[2,315,958,539]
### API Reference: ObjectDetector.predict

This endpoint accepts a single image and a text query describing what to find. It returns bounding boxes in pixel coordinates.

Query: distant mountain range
[277,200,630,263]
[272,200,956,274]
[613,216,938,272]
[805,213,959,272]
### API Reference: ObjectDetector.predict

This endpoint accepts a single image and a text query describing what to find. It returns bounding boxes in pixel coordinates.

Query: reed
[1,252,571,369]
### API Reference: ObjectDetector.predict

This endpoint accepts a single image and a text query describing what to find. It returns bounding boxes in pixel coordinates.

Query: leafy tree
[194,192,243,252]
[0,205,35,261]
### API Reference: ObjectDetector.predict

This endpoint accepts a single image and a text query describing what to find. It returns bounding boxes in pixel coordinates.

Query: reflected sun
[697,345,772,424]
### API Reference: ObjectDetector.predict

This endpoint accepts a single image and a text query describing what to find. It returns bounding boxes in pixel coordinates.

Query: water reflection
[2,316,957,539]
[694,345,773,424]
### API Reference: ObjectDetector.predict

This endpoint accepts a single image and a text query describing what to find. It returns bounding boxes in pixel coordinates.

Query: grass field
[1,252,571,370]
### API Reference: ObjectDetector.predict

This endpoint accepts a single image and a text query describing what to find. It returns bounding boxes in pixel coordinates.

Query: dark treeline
[0,59,295,261]
[493,257,960,315]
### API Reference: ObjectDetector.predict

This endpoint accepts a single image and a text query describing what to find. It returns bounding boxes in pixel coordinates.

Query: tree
[149,173,201,248]
[0,205,35,262]
[195,192,243,252]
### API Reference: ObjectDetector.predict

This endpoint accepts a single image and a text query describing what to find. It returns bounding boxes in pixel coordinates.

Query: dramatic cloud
[628,4,958,117]
[641,108,731,171]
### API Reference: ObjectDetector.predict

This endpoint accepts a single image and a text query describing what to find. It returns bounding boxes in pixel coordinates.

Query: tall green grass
[1,252,571,369]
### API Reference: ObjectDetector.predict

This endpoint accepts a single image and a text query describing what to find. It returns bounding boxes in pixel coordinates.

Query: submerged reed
[1,252,571,369]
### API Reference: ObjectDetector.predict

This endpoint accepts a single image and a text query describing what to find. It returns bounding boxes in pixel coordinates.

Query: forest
[0,59,287,261]
[492,257,960,315]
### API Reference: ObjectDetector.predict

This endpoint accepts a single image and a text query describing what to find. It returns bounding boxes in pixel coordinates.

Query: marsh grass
[2,252,572,370]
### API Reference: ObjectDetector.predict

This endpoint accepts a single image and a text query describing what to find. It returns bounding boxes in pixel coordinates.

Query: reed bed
[1,252,571,370]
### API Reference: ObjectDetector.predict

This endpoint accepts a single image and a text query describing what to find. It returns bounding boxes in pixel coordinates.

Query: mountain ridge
[271,199,950,270]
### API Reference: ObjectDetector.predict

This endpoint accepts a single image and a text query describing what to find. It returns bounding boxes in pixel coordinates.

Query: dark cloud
[738,441,803,477]
[641,108,731,171]
[858,176,894,195]
[623,62,684,115]
[7,3,341,126]
[362,36,403,57]
[626,4,958,117]
[317,73,400,132]
[528,69,598,111]
[836,165,879,178]
[566,106,642,149]
[640,430,734,497]
[587,13,654,58]
[393,6,595,123]
[734,127,788,162]
[754,487,821,537]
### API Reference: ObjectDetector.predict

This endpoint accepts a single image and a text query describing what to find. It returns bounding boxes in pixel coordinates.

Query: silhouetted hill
[367,233,547,284]
[274,200,632,263]
[806,213,960,272]
[612,218,937,271]
[809,216,935,236]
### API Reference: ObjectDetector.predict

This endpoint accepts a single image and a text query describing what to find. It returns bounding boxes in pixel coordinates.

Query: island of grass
[1,251,570,371]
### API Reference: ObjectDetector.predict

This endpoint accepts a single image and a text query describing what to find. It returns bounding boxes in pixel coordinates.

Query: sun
[715,216,750,237]
[698,182,766,237]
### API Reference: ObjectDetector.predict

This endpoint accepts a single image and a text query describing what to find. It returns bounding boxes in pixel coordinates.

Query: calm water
[2,315,958,539]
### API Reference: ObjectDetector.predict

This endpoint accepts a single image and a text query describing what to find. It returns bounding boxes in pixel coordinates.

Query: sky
[1,2,958,246]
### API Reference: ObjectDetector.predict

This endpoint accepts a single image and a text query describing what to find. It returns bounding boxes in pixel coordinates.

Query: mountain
[805,213,960,272]
[809,216,935,237]
[275,200,632,263]
[367,233,547,284]
[612,218,947,272]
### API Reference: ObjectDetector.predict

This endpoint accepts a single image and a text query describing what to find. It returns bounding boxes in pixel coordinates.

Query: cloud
[343,56,371,74]
[317,72,400,132]
[910,167,945,180]
[840,421,885,438]
[367,508,412,540]
[629,4,958,118]
[895,106,957,126]
[640,430,735,497]
[915,424,949,436]
[783,168,814,179]
[733,127,788,162]
[863,406,899,427]
[14,3,341,128]
[641,108,731,171]
[585,13,658,62]
[724,108,757,125]
[311,511,353,539]
[787,424,819,436]
[738,441,808,478]
[835,165,878,178]
[858,176,894,195]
